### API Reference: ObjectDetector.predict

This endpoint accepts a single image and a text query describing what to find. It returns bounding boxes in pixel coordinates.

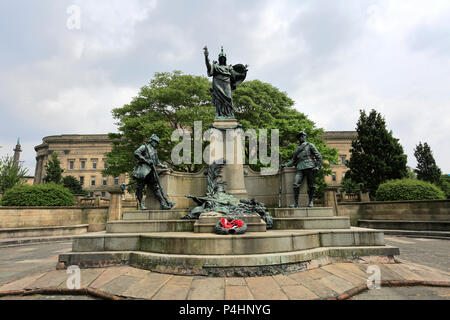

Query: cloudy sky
[1,0,449,174]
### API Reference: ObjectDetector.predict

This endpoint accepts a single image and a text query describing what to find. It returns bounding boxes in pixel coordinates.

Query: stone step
[358,220,450,232]
[106,220,195,233]
[71,228,385,255]
[273,217,350,230]
[269,207,335,218]
[122,210,188,220]
[58,245,399,276]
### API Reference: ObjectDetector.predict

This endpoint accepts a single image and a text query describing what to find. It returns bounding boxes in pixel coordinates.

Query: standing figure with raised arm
[203,45,248,118]
[282,131,322,208]
[132,134,175,210]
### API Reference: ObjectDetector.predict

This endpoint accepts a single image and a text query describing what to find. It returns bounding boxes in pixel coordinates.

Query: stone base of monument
[193,212,266,233]
[58,207,400,276]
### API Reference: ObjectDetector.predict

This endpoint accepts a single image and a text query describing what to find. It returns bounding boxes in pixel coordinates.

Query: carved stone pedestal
[194,212,266,233]
[208,119,248,199]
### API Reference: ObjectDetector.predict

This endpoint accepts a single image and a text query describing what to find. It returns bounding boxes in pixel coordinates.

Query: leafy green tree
[346,109,408,199]
[104,71,214,176]
[439,174,450,199]
[340,175,361,194]
[104,72,338,196]
[43,152,64,184]
[62,175,87,195]
[0,155,29,193]
[233,80,338,197]
[414,142,442,185]
[406,167,417,180]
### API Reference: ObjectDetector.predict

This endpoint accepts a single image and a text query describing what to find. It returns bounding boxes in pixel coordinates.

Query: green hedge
[375,179,445,201]
[0,183,75,207]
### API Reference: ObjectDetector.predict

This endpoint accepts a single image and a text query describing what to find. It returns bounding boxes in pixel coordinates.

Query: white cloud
[0,0,449,175]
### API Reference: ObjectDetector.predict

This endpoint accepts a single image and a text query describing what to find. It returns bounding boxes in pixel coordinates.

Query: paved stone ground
[351,286,450,300]
[0,237,449,300]
[0,241,72,285]
[384,236,449,273]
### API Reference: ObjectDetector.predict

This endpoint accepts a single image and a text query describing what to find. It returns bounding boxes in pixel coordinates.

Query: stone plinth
[207,119,248,199]
[107,187,123,221]
[324,186,339,215]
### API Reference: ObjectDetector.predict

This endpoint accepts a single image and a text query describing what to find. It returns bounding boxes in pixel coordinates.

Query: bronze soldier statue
[282,131,322,208]
[203,45,248,118]
[132,134,175,210]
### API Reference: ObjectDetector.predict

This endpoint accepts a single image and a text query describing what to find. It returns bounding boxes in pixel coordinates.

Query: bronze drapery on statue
[204,46,248,118]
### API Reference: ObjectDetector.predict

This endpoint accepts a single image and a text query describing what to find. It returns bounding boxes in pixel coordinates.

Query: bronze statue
[183,160,273,228]
[203,46,248,118]
[132,134,175,210]
[282,131,322,207]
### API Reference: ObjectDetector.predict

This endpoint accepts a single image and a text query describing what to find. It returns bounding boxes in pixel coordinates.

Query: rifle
[148,161,172,206]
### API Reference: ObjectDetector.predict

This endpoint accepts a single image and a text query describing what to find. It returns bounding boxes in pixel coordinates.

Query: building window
[332,172,337,182]
[89,192,94,197]
[79,176,84,185]
[103,177,107,186]
[341,155,346,166]
[92,159,97,169]
[114,177,119,185]
[101,191,106,198]
[81,160,86,169]
[91,176,96,186]
[69,160,74,170]
[103,159,108,169]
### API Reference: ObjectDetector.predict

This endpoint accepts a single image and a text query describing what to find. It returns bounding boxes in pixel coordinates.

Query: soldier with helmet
[282,131,323,208]
[132,134,175,210]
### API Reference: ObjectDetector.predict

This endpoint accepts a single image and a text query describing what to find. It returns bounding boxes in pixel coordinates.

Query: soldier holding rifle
[132,134,175,210]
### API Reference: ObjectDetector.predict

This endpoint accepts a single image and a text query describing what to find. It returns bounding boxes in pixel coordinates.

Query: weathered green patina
[182,160,273,228]
[204,46,248,119]
[282,131,322,208]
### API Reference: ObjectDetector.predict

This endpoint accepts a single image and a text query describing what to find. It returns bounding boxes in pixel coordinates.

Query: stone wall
[0,207,109,231]
[145,165,309,209]
[337,200,450,226]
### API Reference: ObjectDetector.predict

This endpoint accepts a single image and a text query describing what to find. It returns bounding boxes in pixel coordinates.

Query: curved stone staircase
[58,207,399,276]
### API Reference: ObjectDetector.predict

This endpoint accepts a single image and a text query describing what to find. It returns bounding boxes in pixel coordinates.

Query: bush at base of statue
[0,183,75,207]
[375,179,445,201]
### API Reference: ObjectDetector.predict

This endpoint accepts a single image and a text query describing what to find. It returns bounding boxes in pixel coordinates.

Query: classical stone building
[34,134,127,198]
[321,131,357,186]
[33,131,357,198]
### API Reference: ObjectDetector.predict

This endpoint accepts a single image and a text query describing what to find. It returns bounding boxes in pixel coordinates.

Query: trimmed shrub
[0,183,75,207]
[375,179,445,201]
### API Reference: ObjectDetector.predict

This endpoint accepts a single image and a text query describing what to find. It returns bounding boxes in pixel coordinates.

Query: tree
[104,71,214,176]
[43,152,64,184]
[233,80,338,196]
[0,155,28,193]
[414,142,442,185]
[346,109,408,199]
[62,175,87,195]
[439,174,450,199]
[104,72,338,195]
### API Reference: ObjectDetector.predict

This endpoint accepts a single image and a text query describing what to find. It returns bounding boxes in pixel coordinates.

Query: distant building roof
[321,131,357,140]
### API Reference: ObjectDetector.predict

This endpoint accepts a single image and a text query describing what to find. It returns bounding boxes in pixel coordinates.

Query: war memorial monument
[58,47,398,277]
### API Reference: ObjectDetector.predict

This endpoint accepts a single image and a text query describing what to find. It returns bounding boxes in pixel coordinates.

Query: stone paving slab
[0,261,449,300]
